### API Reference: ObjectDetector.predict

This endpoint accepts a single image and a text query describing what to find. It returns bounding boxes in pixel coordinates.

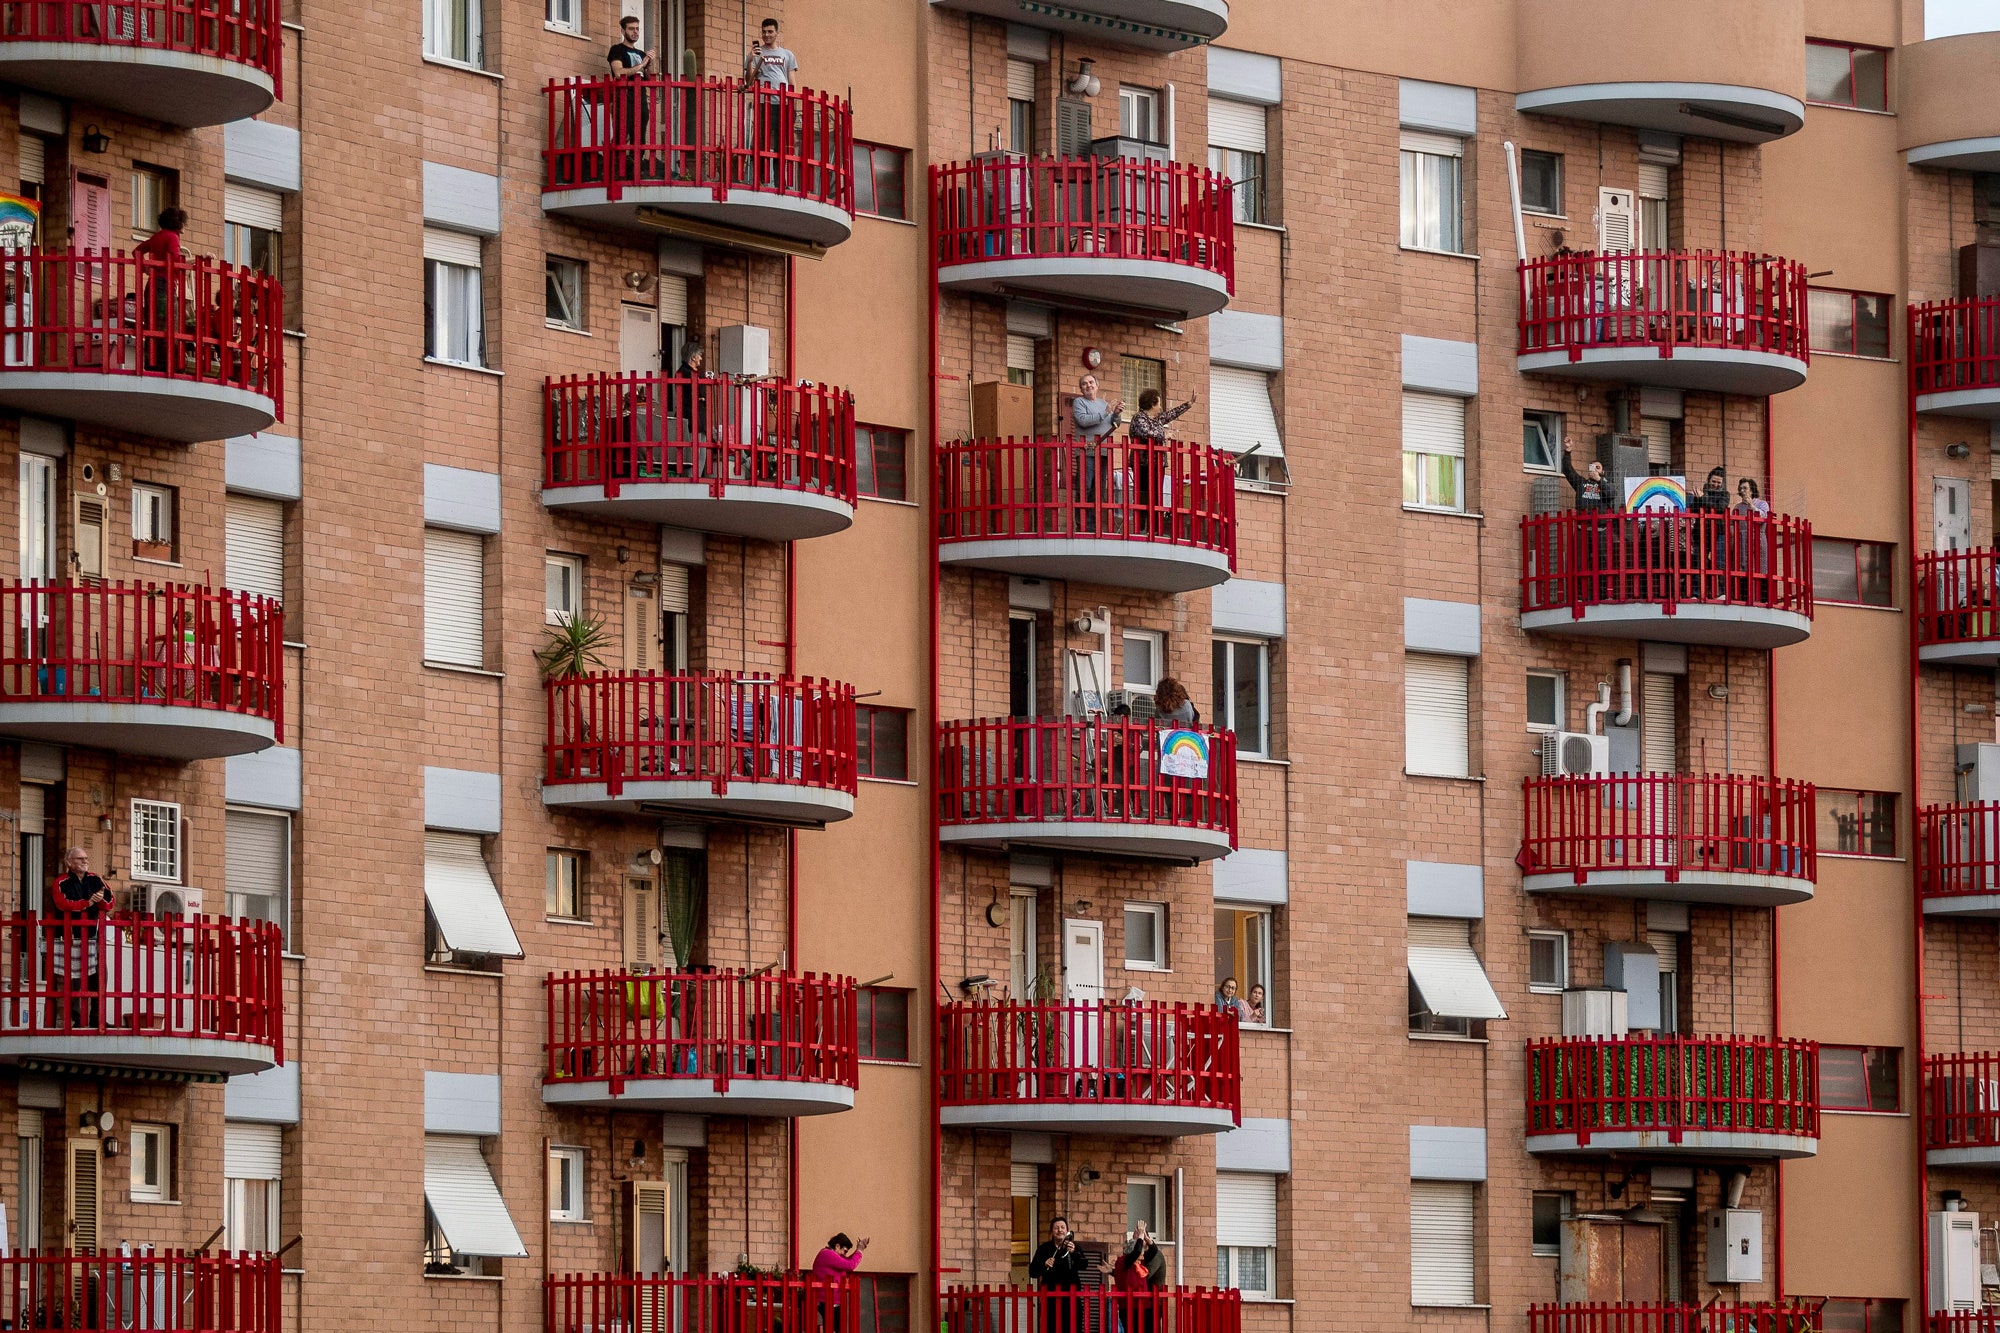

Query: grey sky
[1928,0,2000,37]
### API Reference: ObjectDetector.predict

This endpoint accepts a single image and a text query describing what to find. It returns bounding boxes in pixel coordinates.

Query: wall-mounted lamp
[1072,900,1092,915]
[1067,59,1100,98]
[617,546,631,563]
[80,125,110,154]
[1707,684,1729,700]
[623,271,658,294]
[1948,441,1974,460]
[1077,1168,1101,1184]
[959,974,992,996]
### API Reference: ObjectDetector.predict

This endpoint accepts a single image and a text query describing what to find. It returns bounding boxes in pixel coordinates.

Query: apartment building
[0,0,1982,1331]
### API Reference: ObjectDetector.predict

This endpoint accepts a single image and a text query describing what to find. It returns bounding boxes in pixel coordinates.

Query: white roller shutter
[656,274,689,328]
[224,184,284,232]
[424,1135,528,1258]
[1991,448,2000,483]
[1216,1172,1277,1247]
[423,227,483,268]
[226,495,285,603]
[1209,366,1284,459]
[1007,334,1037,375]
[658,562,691,615]
[1405,653,1470,778]
[1407,918,1507,1021]
[19,134,44,186]
[223,1123,282,1180]
[1410,1181,1476,1306]
[18,783,43,836]
[1637,162,1670,200]
[424,528,485,667]
[1400,129,1462,158]
[1647,929,1679,974]
[1208,99,1267,154]
[225,809,288,903]
[423,830,524,958]
[1010,1163,1039,1196]
[1641,672,1677,773]
[1006,59,1036,103]
[1638,416,1673,468]
[1402,392,1466,458]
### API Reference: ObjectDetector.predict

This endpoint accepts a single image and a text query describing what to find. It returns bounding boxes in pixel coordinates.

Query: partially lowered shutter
[1641,672,1678,773]
[1638,416,1673,469]
[424,528,485,667]
[424,1135,528,1258]
[1216,1172,1277,1247]
[423,830,523,958]
[1402,392,1466,458]
[1010,1163,1039,1196]
[658,563,691,614]
[1410,1181,1476,1306]
[1208,99,1267,154]
[19,135,45,187]
[224,184,284,232]
[1637,162,1670,201]
[1400,129,1462,158]
[225,809,288,923]
[224,1123,282,1180]
[1006,59,1036,104]
[1405,653,1470,778]
[1209,366,1284,460]
[656,274,689,328]
[226,494,285,603]
[1407,917,1506,1020]
[423,227,483,268]
[1007,334,1037,375]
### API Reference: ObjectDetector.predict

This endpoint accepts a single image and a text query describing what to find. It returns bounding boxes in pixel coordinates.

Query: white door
[621,304,661,375]
[1937,477,1974,553]
[18,454,54,580]
[1063,919,1104,1001]
[1009,890,1038,999]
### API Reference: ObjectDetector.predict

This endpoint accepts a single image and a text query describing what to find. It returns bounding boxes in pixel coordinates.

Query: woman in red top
[810,1233,867,1332]
[134,206,185,372]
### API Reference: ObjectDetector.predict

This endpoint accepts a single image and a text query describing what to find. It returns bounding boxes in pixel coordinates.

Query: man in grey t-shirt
[743,17,797,87]
[744,18,798,185]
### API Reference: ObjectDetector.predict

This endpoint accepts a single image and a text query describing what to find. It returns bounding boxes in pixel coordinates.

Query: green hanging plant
[535,613,613,681]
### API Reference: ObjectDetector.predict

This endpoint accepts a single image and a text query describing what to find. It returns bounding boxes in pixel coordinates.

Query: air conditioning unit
[1561,988,1628,1038]
[136,885,203,918]
[1932,1207,1982,1314]
[1105,690,1158,722]
[1540,730,1609,777]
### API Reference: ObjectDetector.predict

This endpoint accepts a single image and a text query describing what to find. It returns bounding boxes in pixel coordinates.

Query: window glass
[856,706,910,781]
[1815,789,1898,857]
[1122,632,1161,693]
[426,260,484,367]
[1531,1192,1569,1255]
[852,144,908,219]
[857,426,909,501]
[545,257,585,330]
[1125,903,1165,968]
[1818,1045,1901,1111]
[1208,146,1267,225]
[1812,538,1894,606]
[1523,411,1561,471]
[1215,906,1274,1024]
[857,988,910,1061]
[1528,931,1568,992]
[1810,289,1891,356]
[1119,87,1160,141]
[1399,143,1462,252]
[546,850,583,919]
[1526,671,1561,731]
[1519,151,1562,215]
[1807,41,1888,110]
[1212,639,1270,756]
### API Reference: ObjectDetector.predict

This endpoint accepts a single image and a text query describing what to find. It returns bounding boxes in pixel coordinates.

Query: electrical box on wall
[717,325,769,379]
[1958,744,2000,803]
[1931,1208,1982,1313]
[1705,1209,1763,1284]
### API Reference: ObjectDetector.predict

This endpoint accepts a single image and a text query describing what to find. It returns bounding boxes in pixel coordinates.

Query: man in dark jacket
[1030,1217,1086,1333]
[1560,443,1615,511]
[48,847,110,1028]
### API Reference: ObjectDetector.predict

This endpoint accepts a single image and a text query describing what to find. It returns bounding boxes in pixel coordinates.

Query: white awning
[423,831,523,959]
[1408,918,1506,1020]
[424,1135,528,1258]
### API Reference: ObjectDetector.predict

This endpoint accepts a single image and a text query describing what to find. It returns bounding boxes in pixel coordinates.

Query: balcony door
[1063,919,1103,1002]
[1008,889,1037,999]
[1936,476,1973,554]
[622,304,661,375]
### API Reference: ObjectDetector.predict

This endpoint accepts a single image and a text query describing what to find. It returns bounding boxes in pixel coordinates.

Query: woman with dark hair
[1732,477,1774,601]
[1127,388,1195,535]
[1152,676,1197,726]
[811,1233,868,1331]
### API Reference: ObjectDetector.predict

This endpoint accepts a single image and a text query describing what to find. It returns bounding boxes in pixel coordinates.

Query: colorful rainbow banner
[1158,728,1210,779]
[1624,475,1687,514]
[0,193,37,252]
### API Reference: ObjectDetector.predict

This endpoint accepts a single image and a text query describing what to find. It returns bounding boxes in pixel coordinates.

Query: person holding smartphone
[1030,1218,1086,1333]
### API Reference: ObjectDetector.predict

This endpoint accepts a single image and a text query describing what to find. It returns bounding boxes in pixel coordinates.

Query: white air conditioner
[1561,988,1628,1038]
[1540,730,1609,777]
[1106,690,1158,722]
[1932,1208,1982,1314]
[136,885,203,917]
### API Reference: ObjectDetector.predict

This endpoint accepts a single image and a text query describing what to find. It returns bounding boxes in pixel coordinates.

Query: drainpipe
[1613,658,1634,728]
[1584,681,1613,736]
[1765,397,1785,1299]
[784,253,801,1270]
[926,171,945,1328]
[1906,308,1932,1321]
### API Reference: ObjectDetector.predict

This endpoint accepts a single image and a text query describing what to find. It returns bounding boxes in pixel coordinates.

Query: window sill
[1402,504,1484,520]
[1235,480,1288,497]
[1523,212,1568,222]
[551,1217,594,1226]
[859,776,920,787]
[1409,1032,1488,1046]
[545,321,591,337]
[1822,1107,1909,1118]
[1400,246,1480,262]
[1125,963,1171,973]
[1413,1304,1492,1311]
[859,1058,922,1068]
[424,1273,505,1283]
[1242,1025,1292,1035]
[282,952,306,962]
[1812,350,1898,364]
[859,494,919,508]
[1236,220,1286,235]
[860,213,921,229]
[545,916,595,927]
[1819,852,1905,863]
[424,661,504,679]
[1817,600,1900,612]
[424,964,504,978]
[1236,755,1288,768]
[1805,101,1894,117]
[1241,1297,1294,1306]
[284,329,306,340]
[421,55,502,80]
[129,1196,181,1206]
[133,557,183,568]
[545,22,589,37]
[1405,770,1485,783]
[423,357,504,378]
[284,640,308,651]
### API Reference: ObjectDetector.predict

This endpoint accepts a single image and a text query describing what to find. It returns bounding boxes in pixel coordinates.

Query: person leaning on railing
[809,1232,866,1331]
[1128,389,1195,538]
[47,846,112,1030]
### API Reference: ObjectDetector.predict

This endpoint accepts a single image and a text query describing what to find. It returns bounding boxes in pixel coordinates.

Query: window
[423,1134,526,1273]
[226,494,285,603]
[1212,638,1270,757]
[546,850,584,920]
[1531,1192,1570,1257]
[857,987,911,1061]
[1402,392,1467,512]
[224,1123,280,1252]
[1210,365,1285,483]
[1405,653,1471,779]
[424,230,485,368]
[424,830,524,965]
[1813,538,1894,607]
[544,0,576,33]
[856,1275,912,1333]
[1523,411,1561,473]
[131,482,175,558]
[1122,630,1162,697]
[1817,789,1898,857]
[1525,669,1563,732]
[1519,150,1562,215]
[1208,98,1268,226]
[1400,131,1463,253]
[20,452,54,581]
[856,706,910,781]
[1125,902,1167,970]
[545,553,583,626]
[1408,917,1505,1035]
[1216,1172,1277,1298]
[1638,161,1670,251]
[1816,1299,1906,1333]
[131,166,175,235]
[1125,1176,1167,1235]
[129,1123,172,1202]
[1410,1180,1476,1306]
[1216,906,1274,1025]
[1819,1045,1901,1112]
[1120,355,1164,414]
[223,184,288,323]
[852,143,908,220]
[1806,39,1888,111]
[423,0,481,66]
[225,809,290,940]
[1007,59,1037,154]
[545,257,585,331]
[1006,334,1037,392]
[1119,86,1160,143]
[856,426,908,501]
[1809,289,1891,358]
[547,1146,586,1221]
[16,1111,39,1254]
[1528,930,1569,993]
[131,800,181,882]
[425,528,486,667]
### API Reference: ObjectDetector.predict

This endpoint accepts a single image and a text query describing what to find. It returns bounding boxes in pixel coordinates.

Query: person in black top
[48,847,111,1029]
[606,15,654,76]
[1029,1218,1085,1333]
[1559,443,1614,511]
[606,16,659,181]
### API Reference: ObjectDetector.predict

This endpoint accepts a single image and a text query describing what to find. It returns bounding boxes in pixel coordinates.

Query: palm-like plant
[535,613,613,680]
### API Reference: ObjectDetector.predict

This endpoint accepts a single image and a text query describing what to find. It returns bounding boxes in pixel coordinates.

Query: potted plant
[535,612,612,681]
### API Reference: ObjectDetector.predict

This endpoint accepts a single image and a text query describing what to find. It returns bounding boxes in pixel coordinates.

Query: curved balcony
[942,1287,1241,1333]
[548,1274,861,1333]
[543,672,856,827]
[0,582,282,760]
[544,969,856,1116]
[1531,1305,1823,1333]
[1913,300,2000,418]
[1520,511,1812,647]
[938,999,1239,1135]
[1521,774,1816,906]
[1926,1052,2000,1167]
[1901,32,2000,172]
[937,717,1236,862]
[936,437,1235,592]
[1515,0,1805,142]
[0,1251,282,1333]
[0,0,280,127]
[1934,1318,2000,1333]
[1518,251,1810,395]
[1917,804,2000,917]
[542,77,853,247]
[1525,1035,1819,1158]
[0,251,281,441]
[932,158,1234,320]
[1917,550,2000,665]
[926,0,1226,52]
[544,373,855,540]
[0,914,283,1076]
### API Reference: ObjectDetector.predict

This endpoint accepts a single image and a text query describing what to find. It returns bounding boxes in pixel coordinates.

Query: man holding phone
[743,18,798,186]
[1029,1217,1086,1333]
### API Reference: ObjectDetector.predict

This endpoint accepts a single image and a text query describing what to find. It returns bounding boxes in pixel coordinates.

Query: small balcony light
[80,125,111,154]
[1948,441,1973,460]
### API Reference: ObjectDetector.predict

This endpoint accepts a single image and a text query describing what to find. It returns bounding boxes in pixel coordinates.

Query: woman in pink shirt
[810,1233,868,1332]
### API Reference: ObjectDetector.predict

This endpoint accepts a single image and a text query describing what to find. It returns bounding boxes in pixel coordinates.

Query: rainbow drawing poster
[1624,475,1687,514]
[1158,728,1210,779]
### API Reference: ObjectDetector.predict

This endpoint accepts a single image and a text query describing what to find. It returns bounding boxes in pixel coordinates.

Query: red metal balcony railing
[548,1273,861,1333]
[1520,511,1813,620]
[544,672,856,798]
[0,914,284,1059]
[932,157,1235,289]
[0,582,284,736]
[1916,550,2000,650]
[545,968,857,1094]
[0,0,282,88]
[938,1000,1241,1120]
[1927,1052,2000,1152]
[544,373,855,505]
[1529,1304,1823,1333]
[1918,804,2000,903]
[0,251,283,411]
[937,717,1237,842]
[936,437,1237,561]
[1518,250,1810,365]
[0,1251,282,1333]
[1526,1036,1819,1146]
[1912,298,2000,400]
[542,76,853,213]
[1933,1314,2000,1333]
[941,1286,1243,1333]
[1520,774,1817,886]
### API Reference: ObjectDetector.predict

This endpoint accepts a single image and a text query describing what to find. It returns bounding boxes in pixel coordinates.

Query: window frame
[131,799,182,883]
[422,0,482,67]
[1522,410,1562,474]
[855,424,909,502]
[1817,1044,1902,1113]
[1216,904,1276,1027]
[547,1145,587,1222]
[1525,669,1564,734]
[1124,901,1169,971]
[224,806,291,943]
[1816,788,1899,859]
[1398,134,1464,255]
[1528,930,1570,994]
[1401,391,1468,514]
[131,481,176,559]
[545,552,583,626]
[131,165,176,237]
[856,705,911,781]
[1217,1244,1274,1299]
[1122,629,1163,697]
[856,986,912,1062]
[545,256,586,331]
[1118,85,1162,143]
[543,0,577,34]
[852,142,910,221]
[1208,145,1268,226]
[129,1122,173,1202]
[425,256,485,369]
[1805,38,1889,112]
[1811,537,1895,608]
[1531,1191,1571,1258]
[1518,149,1564,217]
[1125,1175,1170,1238]
[1807,287,1892,359]
[1212,636,1271,758]
[545,849,585,921]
